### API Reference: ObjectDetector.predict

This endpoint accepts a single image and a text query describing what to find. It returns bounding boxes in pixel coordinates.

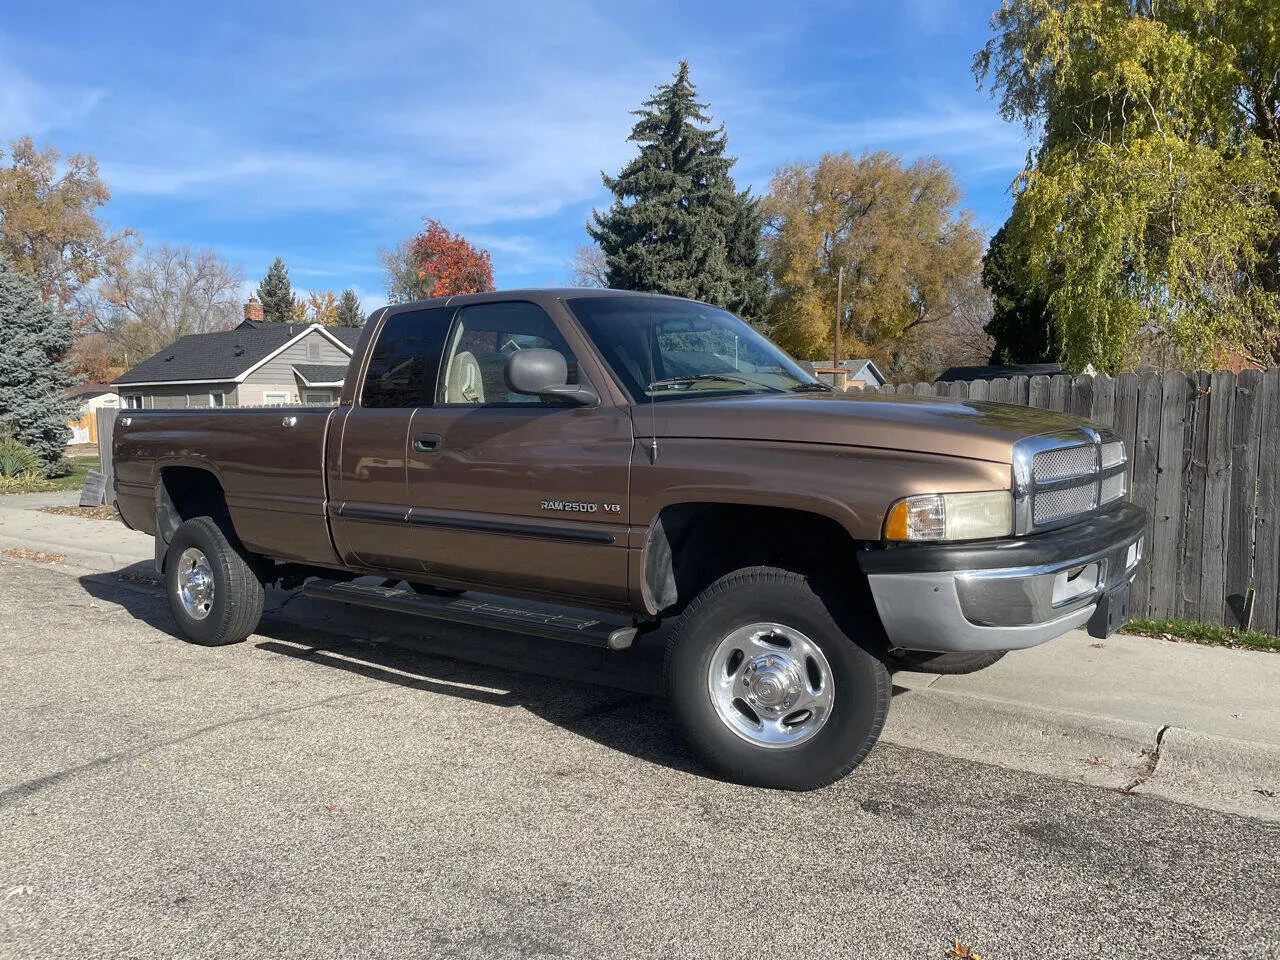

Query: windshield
[564,295,825,402]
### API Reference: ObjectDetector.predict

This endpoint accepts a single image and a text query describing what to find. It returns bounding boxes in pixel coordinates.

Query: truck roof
[382,287,704,313]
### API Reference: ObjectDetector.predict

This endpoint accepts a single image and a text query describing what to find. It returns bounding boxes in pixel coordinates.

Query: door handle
[413,432,443,453]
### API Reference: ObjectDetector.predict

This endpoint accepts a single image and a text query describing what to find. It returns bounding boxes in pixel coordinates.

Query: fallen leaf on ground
[38,505,118,520]
[2,548,65,564]
[1086,756,1110,766]
[325,805,343,813]
[947,941,983,959]
[1091,642,1105,648]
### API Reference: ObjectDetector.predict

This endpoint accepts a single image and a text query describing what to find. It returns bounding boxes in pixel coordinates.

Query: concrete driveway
[2,496,1279,958]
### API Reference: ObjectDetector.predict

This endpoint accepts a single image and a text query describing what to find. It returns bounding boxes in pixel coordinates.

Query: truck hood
[648,392,1087,463]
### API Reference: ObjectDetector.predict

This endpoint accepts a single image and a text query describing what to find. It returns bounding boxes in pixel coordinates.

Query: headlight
[884,491,1013,542]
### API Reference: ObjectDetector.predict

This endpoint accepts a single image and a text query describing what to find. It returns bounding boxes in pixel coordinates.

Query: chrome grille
[1014,428,1128,533]
[1033,445,1096,482]
[1034,481,1097,524]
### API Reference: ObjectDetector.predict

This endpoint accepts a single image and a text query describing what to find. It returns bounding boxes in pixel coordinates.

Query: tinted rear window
[361,307,453,408]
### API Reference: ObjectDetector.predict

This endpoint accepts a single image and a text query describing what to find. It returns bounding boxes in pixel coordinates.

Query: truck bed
[113,406,340,566]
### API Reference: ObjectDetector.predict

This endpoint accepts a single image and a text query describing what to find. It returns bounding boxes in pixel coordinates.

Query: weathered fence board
[1178,372,1211,622]
[1028,375,1050,408]
[1049,375,1070,412]
[1069,376,1094,420]
[1091,375,1116,428]
[1225,370,1262,627]
[1130,372,1165,615]
[1198,371,1234,625]
[1150,374,1188,618]
[1251,370,1280,633]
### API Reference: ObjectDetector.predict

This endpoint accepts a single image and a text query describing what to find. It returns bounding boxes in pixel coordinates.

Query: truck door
[404,300,633,606]
[328,306,453,573]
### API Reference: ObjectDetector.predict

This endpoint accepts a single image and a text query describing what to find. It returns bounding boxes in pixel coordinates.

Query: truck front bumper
[857,503,1146,653]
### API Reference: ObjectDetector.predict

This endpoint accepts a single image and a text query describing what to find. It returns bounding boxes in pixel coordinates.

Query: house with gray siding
[113,318,361,409]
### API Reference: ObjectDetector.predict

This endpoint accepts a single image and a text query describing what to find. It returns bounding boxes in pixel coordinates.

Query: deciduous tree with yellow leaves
[761,150,984,369]
[0,137,131,308]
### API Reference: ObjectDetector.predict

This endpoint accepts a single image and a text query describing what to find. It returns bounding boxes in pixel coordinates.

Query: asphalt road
[2,560,1278,960]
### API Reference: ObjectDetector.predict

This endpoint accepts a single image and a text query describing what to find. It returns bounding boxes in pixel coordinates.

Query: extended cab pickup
[113,289,1145,789]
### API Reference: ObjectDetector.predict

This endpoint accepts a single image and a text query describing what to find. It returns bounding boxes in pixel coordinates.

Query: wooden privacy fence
[859,369,1280,634]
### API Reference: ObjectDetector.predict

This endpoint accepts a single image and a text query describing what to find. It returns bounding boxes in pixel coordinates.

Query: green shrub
[0,437,41,478]
[42,456,73,479]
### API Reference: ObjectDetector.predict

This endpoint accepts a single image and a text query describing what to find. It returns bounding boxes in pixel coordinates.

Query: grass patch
[1122,617,1280,652]
[0,456,96,495]
[39,504,118,521]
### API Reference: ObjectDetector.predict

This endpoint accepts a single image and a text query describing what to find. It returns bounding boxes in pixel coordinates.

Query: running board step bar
[302,579,640,650]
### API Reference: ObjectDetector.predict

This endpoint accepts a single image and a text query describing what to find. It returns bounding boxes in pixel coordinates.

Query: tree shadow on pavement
[77,567,712,780]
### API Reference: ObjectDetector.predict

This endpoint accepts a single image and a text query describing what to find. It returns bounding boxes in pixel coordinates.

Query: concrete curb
[882,687,1162,792]
[886,686,1280,821]
[0,536,147,576]
[1134,727,1280,821]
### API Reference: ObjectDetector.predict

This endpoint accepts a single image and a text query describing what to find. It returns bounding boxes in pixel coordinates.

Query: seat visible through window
[438,302,579,406]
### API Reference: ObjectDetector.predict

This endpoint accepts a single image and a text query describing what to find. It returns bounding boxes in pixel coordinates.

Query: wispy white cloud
[0,59,103,139]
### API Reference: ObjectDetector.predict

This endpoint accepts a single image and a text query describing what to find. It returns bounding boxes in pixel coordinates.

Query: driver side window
[437,302,579,406]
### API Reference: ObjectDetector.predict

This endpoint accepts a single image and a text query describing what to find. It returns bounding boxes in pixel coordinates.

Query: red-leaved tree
[408,219,495,298]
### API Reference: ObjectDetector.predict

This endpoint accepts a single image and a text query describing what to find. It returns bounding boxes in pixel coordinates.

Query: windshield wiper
[790,382,835,393]
[648,374,752,389]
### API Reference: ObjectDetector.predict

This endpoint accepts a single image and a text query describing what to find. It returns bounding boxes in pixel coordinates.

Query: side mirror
[504,348,599,406]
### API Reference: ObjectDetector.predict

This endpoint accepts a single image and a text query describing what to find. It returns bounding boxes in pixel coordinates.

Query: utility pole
[833,265,844,373]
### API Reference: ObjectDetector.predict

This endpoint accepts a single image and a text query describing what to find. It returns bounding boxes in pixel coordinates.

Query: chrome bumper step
[302,579,639,650]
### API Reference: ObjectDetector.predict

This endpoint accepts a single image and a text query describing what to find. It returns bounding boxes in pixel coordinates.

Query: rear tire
[663,566,890,790]
[892,650,1007,675]
[164,517,265,646]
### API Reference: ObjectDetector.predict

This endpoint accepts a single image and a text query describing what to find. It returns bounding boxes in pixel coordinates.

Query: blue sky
[0,0,1031,310]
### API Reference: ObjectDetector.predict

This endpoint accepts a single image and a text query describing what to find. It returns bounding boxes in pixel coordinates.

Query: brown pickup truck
[113,288,1145,790]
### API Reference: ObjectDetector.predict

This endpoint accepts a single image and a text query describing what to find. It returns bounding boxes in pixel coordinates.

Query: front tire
[164,517,265,646]
[664,566,890,790]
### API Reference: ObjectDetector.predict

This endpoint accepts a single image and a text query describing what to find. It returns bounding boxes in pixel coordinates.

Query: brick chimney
[243,295,264,322]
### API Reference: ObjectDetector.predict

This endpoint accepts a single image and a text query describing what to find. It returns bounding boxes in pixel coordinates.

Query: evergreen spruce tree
[723,187,769,326]
[0,255,79,466]
[589,62,768,322]
[336,288,364,327]
[256,256,294,324]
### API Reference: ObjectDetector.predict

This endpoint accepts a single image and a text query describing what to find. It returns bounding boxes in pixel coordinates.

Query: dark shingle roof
[935,363,1067,383]
[293,364,348,385]
[65,383,116,400]
[114,323,356,385]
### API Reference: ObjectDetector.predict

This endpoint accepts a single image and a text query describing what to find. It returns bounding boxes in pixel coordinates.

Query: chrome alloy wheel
[707,622,835,748]
[177,547,215,621]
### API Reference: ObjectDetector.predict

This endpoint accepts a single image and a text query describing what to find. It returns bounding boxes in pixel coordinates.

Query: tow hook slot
[1052,561,1102,607]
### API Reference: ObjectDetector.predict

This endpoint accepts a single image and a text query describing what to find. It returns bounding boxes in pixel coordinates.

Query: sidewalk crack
[1115,724,1171,795]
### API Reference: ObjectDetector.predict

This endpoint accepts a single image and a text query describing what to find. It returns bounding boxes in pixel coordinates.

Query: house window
[124,395,143,409]
[262,392,290,406]
[304,392,331,404]
[210,392,225,408]
[307,340,321,361]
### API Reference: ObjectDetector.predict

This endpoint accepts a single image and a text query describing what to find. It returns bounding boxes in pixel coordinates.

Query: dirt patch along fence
[858,369,1280,633]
